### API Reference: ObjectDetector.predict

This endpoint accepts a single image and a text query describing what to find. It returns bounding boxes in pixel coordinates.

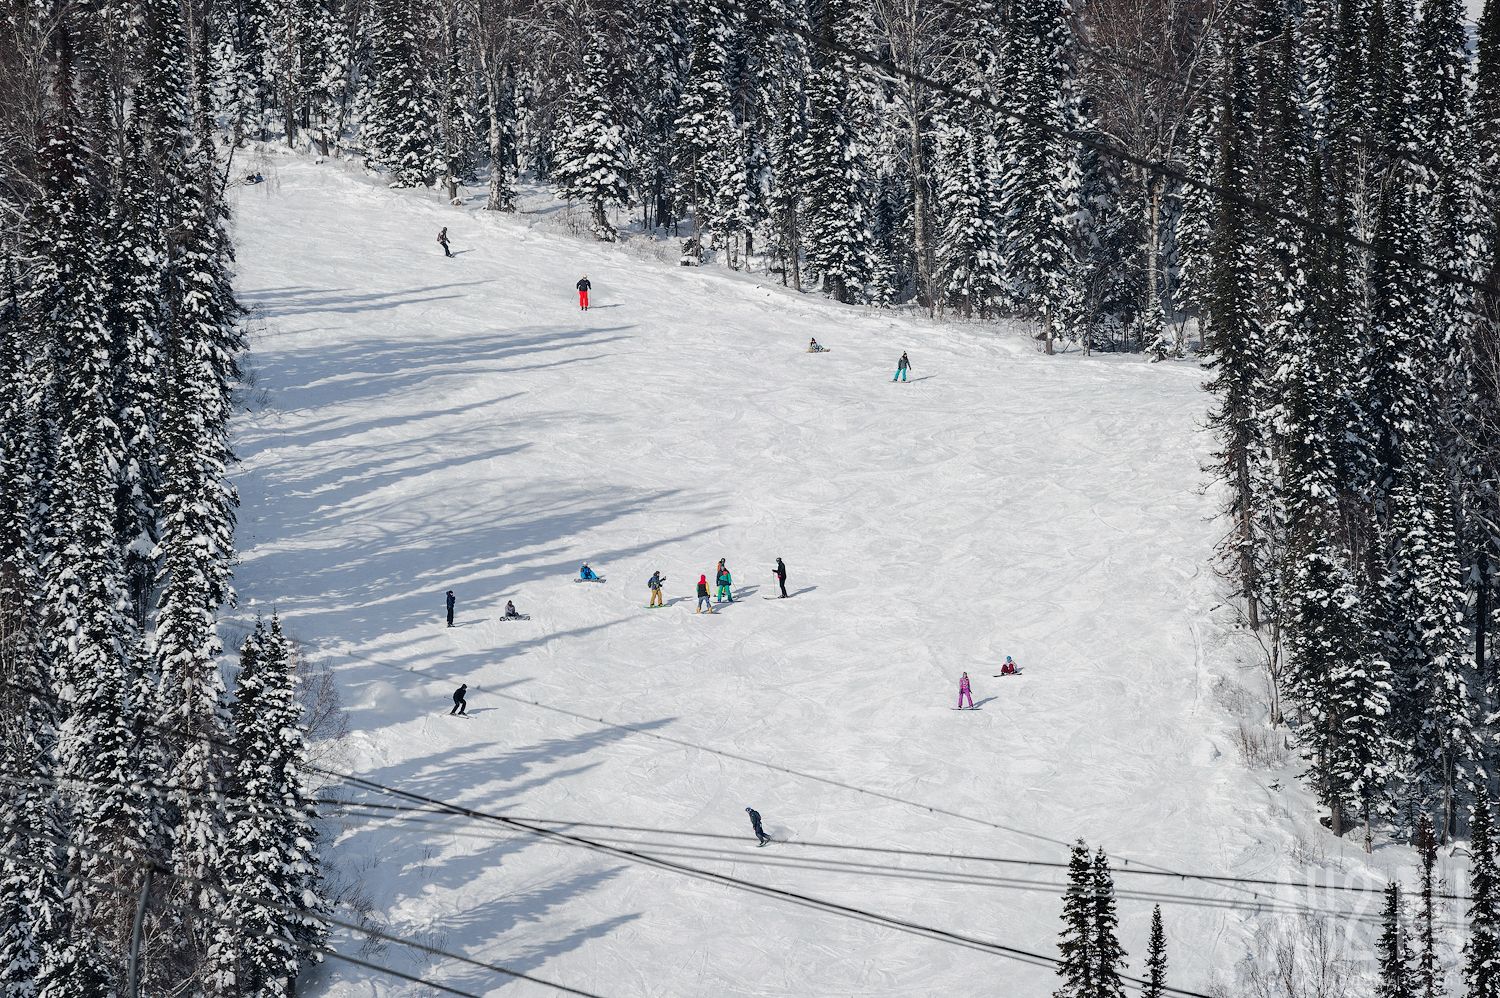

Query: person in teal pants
[894,351,911,381]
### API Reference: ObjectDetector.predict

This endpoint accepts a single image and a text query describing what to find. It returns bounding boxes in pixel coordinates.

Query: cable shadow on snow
[329,717,675,890]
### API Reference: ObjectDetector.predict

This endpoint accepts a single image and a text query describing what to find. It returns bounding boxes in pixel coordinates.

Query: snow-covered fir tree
[798,0,874,304]
[1467,787,1500,998]
[1142,906,1167,998]
[554,35,631,241]
[219,617,326,995]
[362,0,434,186]
[1000,0,1081,352]
[1377,881,1414,997]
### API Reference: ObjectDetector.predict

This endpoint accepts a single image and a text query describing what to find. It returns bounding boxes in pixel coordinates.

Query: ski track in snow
[230,158,1403,997]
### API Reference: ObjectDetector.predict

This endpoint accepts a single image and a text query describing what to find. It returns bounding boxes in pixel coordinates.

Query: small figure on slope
[745,806,771,847]
[696,574,714,614]
[505,600,522,619]
[576,275,592,310]
[715,559,734,603]
[647,571,665,608]
[957,672,974,709]
[808,338,826,353]
[894,351,911,382]
[773,558,788,599]
[579,563,600,582]
[438,226,452,258]
[451,683,468,716]
[446,589,456,628]
[1000,656,1018,676]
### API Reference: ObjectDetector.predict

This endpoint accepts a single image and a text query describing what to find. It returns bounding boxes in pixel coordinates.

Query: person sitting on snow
[809,338,823,352]
[1001,656,1018,675]
[579,563,598,581]
[505,600,521,618]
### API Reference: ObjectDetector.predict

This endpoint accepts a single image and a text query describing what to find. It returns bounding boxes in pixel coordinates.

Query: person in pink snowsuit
[957,672,974,709]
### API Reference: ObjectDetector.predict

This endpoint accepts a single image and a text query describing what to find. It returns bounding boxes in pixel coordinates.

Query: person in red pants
[576,275,591,310]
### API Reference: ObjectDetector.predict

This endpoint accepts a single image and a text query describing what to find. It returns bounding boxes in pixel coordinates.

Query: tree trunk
[1043,307,1055,355]
[483,69,513,212]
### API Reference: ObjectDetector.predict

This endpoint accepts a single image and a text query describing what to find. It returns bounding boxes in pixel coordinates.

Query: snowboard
[806,348,831,353]
[574,577,606,584]
[951,706,981,710]
[499,614,531,622]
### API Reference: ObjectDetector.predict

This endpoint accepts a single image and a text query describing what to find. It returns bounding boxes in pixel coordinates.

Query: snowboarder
[894,352,911,382]
[715,560,733,602]
[808,338,825,353]
[957,672,974,709]
[451,683,468,716]
[437,226,452,258]
[1000,656,1018,676]
[446,590,456,627]
[576,275,591,310]
[773,558,788,598]
[505,600,521,619]
[745,806,771,846]
[696,574,713,613]
[647,571,665,608]
[579,563,599,581]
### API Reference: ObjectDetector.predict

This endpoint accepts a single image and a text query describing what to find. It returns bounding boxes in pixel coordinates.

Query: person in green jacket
[715,559,734,602]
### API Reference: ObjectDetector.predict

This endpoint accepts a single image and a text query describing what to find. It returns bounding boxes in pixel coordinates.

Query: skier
[745,806,771,847]
[773,558,788,598]
[957,672,974,709]
[647,571,665,608]
[1000,656,1018,676]
[696,574,713,613]
[451,683,468,716]
[576,275,592,310]
[894,351,911,382]
[579,563,599,581]
[438,226,452,258]
[715,560,734,603]
[505,600,521,619]
[446,590,456,628]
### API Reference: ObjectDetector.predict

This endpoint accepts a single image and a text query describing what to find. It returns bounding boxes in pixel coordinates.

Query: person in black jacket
[894,351,911,382]
[576,275,592,310]
[450,684,468,716]
[773,558,788,598]
[745,806,771,846]
[437,227,452,257]
[446,590,456,627]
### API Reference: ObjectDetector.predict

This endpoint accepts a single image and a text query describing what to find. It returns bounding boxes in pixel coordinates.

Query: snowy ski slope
[229,156,1422,996]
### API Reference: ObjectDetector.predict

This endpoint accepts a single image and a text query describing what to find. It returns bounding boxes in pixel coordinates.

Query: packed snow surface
[230,159,1404,996]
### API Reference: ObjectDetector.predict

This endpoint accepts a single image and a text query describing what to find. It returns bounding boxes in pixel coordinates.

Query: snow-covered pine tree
[1467,786,1500,998]
[1272,155,1394,841]
[219,617,326,996]
[554,35,631,241]
[1054,840,1095,997]
[150,133,243,989]
[999,0,1080,353]
[1414,814,1443,998]
[798,0,874,303]
[673,0,736,222]
[933,111,1003,319]
[1377,881,1414,997]
[362,0,435,187]
[1142,905,1166,998]
[102,126,165,628]
[1203,28,1267,629]
[1089,848,1127,997]
[0,259,78,998]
